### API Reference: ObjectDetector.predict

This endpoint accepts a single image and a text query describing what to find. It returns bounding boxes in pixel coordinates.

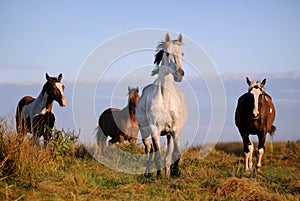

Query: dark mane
[154,50,164,66]
[41,76,60,96]
[41,82,50,96]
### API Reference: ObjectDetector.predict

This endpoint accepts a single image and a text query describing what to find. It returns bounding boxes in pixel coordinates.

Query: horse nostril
[179,69,184,76]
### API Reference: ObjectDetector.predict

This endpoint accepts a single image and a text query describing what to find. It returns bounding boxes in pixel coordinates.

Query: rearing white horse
[136,33,188,178]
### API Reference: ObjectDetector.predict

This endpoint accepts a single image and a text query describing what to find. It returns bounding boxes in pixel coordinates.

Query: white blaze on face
[55,82,67,106]
[250,87,262,118]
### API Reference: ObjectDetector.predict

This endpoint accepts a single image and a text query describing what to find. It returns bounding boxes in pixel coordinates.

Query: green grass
[0,119,299,200]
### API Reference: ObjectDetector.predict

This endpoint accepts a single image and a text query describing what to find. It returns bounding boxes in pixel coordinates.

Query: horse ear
[246,77,251,86]
[46,73,50,81]
[165,33,170,42]
[58,73,63,82]
[178,33,183,44]
[261,78,266,86]
[128,86,130,92]
[136,87,139,93]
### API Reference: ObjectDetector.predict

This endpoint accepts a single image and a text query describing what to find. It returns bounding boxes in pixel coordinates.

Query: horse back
[98,108,121,136]
[16,96,35,133]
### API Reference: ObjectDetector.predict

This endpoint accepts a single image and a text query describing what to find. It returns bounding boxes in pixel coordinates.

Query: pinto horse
[96,86,140,149]
[235,77,276,170]
[16,73,67,147]
[136,33,188,178]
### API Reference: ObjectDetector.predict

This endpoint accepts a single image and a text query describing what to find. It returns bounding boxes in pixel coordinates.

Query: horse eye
[182,53,184,56]
[166,52,169,56]
[63,85,65,90]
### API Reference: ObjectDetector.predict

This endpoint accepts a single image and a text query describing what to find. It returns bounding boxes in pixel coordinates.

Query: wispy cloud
[221,71,300,81]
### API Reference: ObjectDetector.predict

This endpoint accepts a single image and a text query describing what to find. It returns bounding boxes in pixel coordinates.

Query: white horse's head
[152,33,184,82]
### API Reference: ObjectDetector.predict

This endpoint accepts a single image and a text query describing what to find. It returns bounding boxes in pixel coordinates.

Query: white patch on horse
[250,88,261,117]
[270,108,273,113]
[22,92,49,119]
[55,82,64,95]
[55,82,67,106]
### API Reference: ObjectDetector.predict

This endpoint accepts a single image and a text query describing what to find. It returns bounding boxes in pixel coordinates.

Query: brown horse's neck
[44,92,55,112]
[46,101,53,112]
[129,110,138,126]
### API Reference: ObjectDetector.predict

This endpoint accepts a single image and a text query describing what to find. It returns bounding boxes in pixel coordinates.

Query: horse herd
[15,33,276,178]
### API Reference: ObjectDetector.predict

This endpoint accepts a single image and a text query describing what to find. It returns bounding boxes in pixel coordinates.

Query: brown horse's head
[42,73,67,107]
[128,86,139,114]
[246,77,266,119]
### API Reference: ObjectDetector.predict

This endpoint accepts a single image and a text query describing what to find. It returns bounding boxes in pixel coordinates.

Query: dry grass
[0,118,299,200]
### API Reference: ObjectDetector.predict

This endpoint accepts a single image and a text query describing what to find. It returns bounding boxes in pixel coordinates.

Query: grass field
[0,119,299,200]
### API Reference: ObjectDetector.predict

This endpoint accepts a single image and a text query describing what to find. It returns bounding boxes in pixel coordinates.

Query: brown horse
[96,86,140,149]
[16,73,67,147]
[235,77,276,170]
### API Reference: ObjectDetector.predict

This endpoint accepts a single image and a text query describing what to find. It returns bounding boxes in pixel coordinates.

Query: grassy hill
[0,119,299,200]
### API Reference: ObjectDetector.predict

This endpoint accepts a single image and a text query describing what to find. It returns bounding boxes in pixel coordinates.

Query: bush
[0,118,80,188]
[48,127,80,162]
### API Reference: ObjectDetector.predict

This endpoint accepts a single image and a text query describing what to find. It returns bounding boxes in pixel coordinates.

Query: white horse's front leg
[172,130,181,177]
[142,135,152,177]
[165,134,174,178]
[151,133,162,178]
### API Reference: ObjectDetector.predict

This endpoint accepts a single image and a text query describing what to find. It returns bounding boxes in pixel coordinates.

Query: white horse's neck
[157,55,177,95]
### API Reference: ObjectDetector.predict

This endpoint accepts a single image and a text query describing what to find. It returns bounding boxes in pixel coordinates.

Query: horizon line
[1,70,300,86]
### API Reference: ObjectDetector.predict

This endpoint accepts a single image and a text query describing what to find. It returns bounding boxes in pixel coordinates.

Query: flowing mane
[152,38,183,76]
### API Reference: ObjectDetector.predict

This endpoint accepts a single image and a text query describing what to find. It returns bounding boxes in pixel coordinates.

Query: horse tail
[16,99,25,134]
[95,126,107,148]
[16,102,21,133]
[268,125,276,153]
[15,96,34,134]
[269,125,276,137]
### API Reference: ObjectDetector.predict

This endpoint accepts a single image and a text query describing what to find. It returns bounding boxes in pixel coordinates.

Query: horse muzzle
[252,114,260,119]
[174,69,185,82]
[58,97,67,107]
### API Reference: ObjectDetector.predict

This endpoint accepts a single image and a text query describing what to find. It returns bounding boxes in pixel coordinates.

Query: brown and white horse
[96,86,140,149]
[235,77,276,170]
[16,73,67,147]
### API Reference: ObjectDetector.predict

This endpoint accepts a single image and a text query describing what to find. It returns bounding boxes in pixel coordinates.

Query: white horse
[136,33,188,178]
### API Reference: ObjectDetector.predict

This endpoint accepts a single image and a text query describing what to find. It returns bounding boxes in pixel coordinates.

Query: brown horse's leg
[257,132,266,168]
[43,113,55,148]
[241,133,253,170]
[128,136,137,144]
[119,135,125,143]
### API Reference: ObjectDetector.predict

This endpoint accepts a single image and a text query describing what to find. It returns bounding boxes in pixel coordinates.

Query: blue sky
[0,1,300,144]
[1,0,300,83]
